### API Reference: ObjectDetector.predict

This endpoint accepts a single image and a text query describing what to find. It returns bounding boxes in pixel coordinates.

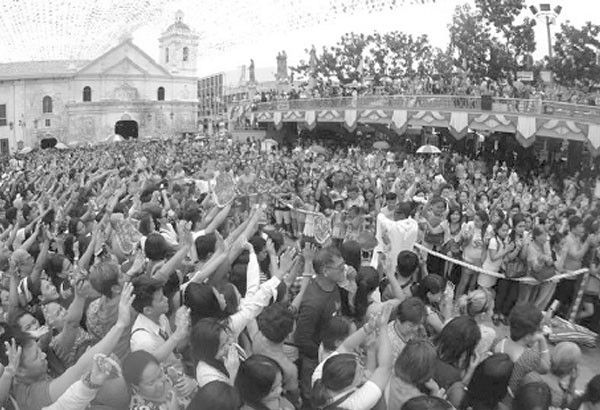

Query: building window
[183,47,189,62]
[157,87,165,101]
[0,139,8,155]
[42,96,53,113]
[45,119,51,127]
[0,105,6,126]
[83,86,92,102]
[165,47,169,63]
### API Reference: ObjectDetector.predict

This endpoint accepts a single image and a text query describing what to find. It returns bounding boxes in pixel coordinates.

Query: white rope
[414,243,588,285]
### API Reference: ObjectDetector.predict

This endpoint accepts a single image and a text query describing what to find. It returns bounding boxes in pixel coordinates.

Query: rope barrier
[413,243,588,285]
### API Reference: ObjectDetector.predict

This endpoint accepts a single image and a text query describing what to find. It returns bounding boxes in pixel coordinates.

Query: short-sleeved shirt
[479,236,503,288]
[13,378,52,410]
[329,381,382,410]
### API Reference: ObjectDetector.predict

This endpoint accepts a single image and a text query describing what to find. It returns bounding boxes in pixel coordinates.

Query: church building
[0,11,199,153]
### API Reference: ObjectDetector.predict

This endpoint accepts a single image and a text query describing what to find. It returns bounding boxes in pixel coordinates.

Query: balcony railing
[241,95,600,123]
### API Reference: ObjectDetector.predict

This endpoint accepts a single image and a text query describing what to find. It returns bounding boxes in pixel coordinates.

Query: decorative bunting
[247,102,600,151]
[0,0,435,62]
[305,110,316,130]
[359,109,389,123]
[273,111,283,130]
[516,116,537,140]
[449,112,469,139]
[391,110,408,132]
[469,114,516,133]
[536,119,585,141]
[588,124,600,150]
[344,109,358,129]
[410,110,448,127]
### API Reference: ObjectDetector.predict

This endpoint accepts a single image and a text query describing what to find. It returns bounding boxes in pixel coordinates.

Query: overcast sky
[132,0,596,77]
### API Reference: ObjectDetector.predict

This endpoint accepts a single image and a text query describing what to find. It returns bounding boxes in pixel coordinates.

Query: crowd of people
[0,133,598,410]
[251,74,600,107]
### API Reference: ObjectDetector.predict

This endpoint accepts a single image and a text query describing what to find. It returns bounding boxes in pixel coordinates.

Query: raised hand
[174,306,191,341]
[276,247,298,279]
[3,338,21,378]
[214,231,225,254]
[177,221,193,247]
[74,279,93,300]
[302,242,317,263]
[116,282,135,328]
[265,237,276,257]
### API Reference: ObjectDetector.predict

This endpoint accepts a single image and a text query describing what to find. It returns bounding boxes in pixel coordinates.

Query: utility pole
[530,3,562,59]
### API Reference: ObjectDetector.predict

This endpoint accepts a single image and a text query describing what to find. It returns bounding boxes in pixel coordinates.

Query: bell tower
[158,11,199,77]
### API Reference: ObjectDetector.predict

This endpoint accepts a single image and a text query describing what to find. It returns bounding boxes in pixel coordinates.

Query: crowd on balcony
[0,132,598,410]
[252,74,600,108]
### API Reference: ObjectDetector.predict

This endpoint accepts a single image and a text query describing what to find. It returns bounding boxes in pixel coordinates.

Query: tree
[291,31,437,86]
[549,22,600,88]
[447,0,536,80]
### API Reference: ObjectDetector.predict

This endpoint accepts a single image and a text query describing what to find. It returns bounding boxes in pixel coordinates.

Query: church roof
[0,60,89,80]
[164,20,191,33]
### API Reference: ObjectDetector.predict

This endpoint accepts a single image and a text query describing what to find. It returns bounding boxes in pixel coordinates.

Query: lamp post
[530,3,562,58]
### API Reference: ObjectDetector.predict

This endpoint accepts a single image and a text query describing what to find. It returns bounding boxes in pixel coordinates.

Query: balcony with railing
[246,95,600,123]
[229,94,600,149]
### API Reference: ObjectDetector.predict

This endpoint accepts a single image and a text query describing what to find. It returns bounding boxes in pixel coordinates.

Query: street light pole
[546,15,553,58]
[530,3,562,59]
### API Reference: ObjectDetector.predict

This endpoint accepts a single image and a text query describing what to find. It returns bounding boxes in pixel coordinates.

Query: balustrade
[240,94,600,123]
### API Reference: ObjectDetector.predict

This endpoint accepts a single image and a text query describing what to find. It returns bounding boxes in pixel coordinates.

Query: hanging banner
[273,111,283,130]
[391,110,408,132]
[449,111,469,139]
[344,109,357,129]
[305,110,316,130]
[516,71,534,82]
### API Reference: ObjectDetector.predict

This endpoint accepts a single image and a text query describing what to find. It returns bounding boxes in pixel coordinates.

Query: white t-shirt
[372,214,419,274]
[479,236,503,288]
[312,350,339,387]
[328,381,383,410]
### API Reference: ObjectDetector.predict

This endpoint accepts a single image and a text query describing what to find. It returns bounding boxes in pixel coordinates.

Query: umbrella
[19,147,33,155]
[106,134,124,143]
[264,138,278,145]
[373,141,390,150]
[309,145,328,155]
[416,144,441,154]
[55,142,69,150]
[194,135,208,141]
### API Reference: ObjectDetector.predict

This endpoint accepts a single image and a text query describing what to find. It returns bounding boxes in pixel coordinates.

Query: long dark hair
[235,355,283,410]
[190,318,230,378]
[436,316,481,371]
[353,267,379,322]
[509,213,526,242]
[476,210,489,245]
[311,353,358,409]
[460,353,513,410]
[413,274,446,307]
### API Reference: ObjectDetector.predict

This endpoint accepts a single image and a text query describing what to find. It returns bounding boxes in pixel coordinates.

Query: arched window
[42,96,53,113]
[157,87,165,101]
[165,47,169,63]
[183,47,189,62]
[83,86,92,102]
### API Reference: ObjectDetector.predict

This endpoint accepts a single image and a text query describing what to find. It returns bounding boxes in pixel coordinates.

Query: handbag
[504,258,527,279]
[530,263,556,282]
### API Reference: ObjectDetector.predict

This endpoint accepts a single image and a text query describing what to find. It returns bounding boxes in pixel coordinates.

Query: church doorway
[115,120,138,139]
[40,137,57,149]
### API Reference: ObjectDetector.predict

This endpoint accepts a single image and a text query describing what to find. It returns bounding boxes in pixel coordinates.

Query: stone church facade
[0,12,198,152]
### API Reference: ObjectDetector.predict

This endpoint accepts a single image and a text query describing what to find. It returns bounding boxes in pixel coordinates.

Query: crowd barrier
[414,243,591,323]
